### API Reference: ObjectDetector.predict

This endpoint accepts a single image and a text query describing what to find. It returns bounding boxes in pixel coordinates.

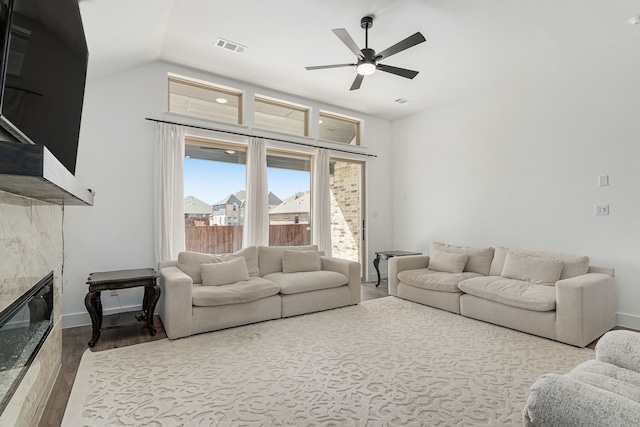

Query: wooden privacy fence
[185,224,311,254]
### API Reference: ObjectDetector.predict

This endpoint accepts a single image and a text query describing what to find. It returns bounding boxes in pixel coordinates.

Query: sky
[184,158,310,205]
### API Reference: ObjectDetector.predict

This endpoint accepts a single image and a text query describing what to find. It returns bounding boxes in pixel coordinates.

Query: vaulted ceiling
[79,0,640,120]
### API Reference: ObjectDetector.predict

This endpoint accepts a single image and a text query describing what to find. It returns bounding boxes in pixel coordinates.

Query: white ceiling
[79,0,640,121]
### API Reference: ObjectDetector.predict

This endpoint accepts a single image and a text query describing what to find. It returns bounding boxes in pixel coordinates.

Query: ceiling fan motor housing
[360,48,376,62]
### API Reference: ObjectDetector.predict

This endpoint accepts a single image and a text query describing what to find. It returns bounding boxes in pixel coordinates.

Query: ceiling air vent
[394,98,412,105]
[215,38,246,54]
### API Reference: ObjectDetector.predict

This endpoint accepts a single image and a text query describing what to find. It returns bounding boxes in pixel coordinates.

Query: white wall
[62,61,393,327]
[391,40,640,328]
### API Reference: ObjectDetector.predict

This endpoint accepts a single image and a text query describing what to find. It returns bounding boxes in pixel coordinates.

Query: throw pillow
[213,246,260,277]
[501,251,564,285]
[258,245,319,276]
[430,242,495,275]
[282,250,321,274]
[200,257,250,286]
[428,249,468,274]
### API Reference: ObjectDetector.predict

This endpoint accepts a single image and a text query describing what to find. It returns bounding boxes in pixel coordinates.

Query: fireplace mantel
[0,140,94,206]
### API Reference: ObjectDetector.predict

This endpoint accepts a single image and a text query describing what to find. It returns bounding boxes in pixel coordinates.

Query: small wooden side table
[85,268,160,347]
[374,250,422,287]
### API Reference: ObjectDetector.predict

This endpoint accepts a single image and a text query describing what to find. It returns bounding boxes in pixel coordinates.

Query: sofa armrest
[523,373,640,427]
[596,330,640,373]
[158,266,193,339]
[556,273,616,347]
[321,256,361,304]
[158,260,178,270]
[388,255,429,296]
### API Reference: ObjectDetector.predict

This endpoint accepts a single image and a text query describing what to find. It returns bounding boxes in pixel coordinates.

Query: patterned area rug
[62,297,593,426]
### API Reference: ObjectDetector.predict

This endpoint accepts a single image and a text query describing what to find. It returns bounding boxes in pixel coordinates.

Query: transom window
[254,96,309,137]
[169,76,243,125]
[319,112,360,145]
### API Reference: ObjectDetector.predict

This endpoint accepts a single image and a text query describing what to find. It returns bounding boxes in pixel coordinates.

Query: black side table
[85,268,160,347]
[374,250,422,287]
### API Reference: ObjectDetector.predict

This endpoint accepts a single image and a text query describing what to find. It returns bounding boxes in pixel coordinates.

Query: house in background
[213,191,283,225]
[269,191,310,225]
[184,195,213,226]
[212,192,244,226]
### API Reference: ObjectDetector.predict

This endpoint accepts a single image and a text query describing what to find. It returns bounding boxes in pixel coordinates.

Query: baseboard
[616,312,640,330]
[62,304,143,329]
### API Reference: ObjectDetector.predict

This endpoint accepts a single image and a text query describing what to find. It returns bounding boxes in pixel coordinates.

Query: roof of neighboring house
[268,192,283,206]
[269,191,310,215]
[214,193,242,206]
[184,195,212,215]
[213,190,282,208]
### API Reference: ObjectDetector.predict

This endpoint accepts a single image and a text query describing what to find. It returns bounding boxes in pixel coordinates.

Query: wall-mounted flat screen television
[0,0,88,175]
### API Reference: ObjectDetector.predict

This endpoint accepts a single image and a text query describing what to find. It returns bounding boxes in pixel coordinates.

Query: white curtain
[312,148,332,256]
[243,137,269,247]
[153,123,186,265]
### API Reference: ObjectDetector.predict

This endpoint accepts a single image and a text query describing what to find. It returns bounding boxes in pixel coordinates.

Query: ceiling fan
[305,16,426,91]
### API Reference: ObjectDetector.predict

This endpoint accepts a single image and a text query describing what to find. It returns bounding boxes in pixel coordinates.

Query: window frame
[168,76,243,125]
[254,95,310,137]
[319,111,361,146]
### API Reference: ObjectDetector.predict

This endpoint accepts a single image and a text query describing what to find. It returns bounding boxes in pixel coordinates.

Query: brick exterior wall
[269,212,310,225]
[330,161,361,262]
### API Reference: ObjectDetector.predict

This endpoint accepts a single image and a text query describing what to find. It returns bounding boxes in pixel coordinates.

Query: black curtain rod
[145,117,377,158]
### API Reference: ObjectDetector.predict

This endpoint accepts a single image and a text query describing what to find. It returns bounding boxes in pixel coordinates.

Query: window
[267,152,311,246]
[183,138,246,253]
[319,112,360,145]
[169,76,243,124]
[254,96,309,137]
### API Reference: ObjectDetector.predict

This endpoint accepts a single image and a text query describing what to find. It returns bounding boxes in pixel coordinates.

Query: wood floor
[37,281,626,426]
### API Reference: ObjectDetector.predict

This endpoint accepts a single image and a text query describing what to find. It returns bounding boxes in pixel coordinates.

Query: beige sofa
[389,242,615,347]
[524,330,640,426]
[158,245,361,339]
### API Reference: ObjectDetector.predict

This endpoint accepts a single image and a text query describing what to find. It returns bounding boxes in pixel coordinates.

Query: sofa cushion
[458,276,556,311]
[490,246,589,280]
[178,246,259,284]
[200,257,250,286]
[258,245,319,276]
[501,251,563,285]
[191,277,280,307]
[398,268,482,293]
[568,359,640,402]
[264,270,347,294]
[282,250,321,273]
[428,249,468,274]
[431,242,495,275]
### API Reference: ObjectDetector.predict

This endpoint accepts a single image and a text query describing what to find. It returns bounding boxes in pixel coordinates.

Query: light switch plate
[599,175,609,186]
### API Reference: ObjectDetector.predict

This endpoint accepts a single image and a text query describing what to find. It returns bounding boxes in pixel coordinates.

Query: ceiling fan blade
[332,28,363,58]
[305,63,356,70]
[376,32,426,60]
[350,74,364,91]
[377,64,419,79]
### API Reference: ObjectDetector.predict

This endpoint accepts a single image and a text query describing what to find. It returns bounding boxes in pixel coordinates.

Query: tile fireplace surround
[0,190,63,426]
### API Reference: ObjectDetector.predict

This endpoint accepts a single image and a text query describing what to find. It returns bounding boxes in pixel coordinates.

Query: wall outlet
[594,204,609,216]
[598,175,609,186]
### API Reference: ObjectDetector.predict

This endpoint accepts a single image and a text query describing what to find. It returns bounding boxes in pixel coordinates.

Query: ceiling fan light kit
[357,62,376,76]
[306,15,426,90]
